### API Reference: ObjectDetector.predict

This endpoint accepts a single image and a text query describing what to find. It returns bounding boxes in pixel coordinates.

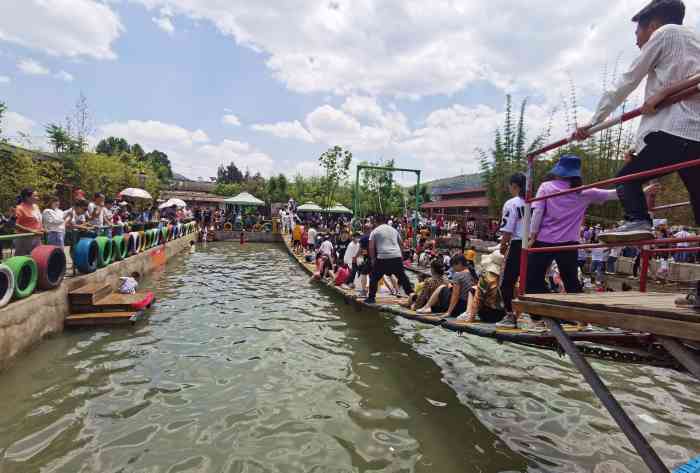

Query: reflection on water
[0,243,697,472]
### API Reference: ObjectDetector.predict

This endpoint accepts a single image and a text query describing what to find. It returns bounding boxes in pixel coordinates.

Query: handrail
[0,232,39,242]
[525,236,700,254]
[526,76,700,162]
[651,201,691,212]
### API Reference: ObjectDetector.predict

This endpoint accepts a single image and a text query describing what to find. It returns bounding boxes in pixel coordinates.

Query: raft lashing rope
[30,245,67,289]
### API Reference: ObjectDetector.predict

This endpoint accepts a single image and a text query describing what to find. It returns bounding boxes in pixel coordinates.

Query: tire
[0,264,15,308]
[161,226,169,242]
[112,236,126,261]
[128,232,139,255]
[74,238,98,274]
[95,236,113,267]
[149,229,157,247]
[223,222,233,232]
[30,245,67,289]
[121,233,131,259]
[177,223,183,238]
[4,256,38,300]
[138,231,146,252]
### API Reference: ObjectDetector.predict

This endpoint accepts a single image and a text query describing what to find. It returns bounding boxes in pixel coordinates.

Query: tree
[96,136,130,155]
[357,159,405,216]
[131,143,145,160]
[318,145,352,208]
[0,101,6,142]
[217,162,244,184]
[143,150,173,182]
[45,124,72,154]
[66,92,93,153]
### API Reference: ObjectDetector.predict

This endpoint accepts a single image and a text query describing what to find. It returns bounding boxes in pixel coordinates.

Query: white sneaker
[455,313,472,322]
[496,313,518,329]
[416,306,432,314]
[356,289,367,298]
[599,220,654,243]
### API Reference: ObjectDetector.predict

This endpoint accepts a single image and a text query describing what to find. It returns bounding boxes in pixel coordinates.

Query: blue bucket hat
[549,154,582,179]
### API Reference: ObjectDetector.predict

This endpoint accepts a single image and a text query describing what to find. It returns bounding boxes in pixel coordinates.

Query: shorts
[359,260,371,275]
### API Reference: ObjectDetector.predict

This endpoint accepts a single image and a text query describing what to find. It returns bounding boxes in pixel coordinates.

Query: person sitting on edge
[319,234,335,263]
[365,215,414,304]
[119,272,140,295]
[417,255,473,317]
[411,260,447,311]
[574,0,700,243]
[458,250,507,324]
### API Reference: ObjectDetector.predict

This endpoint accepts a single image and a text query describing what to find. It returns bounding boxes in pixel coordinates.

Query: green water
[0,243,698,472]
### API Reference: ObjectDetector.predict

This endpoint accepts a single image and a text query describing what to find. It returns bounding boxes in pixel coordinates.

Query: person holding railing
[574,0,700,243]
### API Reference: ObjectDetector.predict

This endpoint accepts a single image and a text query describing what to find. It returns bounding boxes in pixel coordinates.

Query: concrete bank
[214,231,283,243]
[0,233,197,371]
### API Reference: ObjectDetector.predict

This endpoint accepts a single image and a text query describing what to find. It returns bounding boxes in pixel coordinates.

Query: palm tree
[45,123,72,153]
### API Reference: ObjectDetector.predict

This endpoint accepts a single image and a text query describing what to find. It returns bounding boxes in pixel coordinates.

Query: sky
[1,0,699,183]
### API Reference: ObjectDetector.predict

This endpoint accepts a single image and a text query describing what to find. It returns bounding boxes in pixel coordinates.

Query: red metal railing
[517,77,700,296]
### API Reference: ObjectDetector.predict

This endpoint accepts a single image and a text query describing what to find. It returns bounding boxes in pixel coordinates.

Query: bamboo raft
[282,237,688,369]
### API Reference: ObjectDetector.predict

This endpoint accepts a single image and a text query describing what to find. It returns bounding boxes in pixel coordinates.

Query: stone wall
[214,231,283,243]
[0,233,197,371]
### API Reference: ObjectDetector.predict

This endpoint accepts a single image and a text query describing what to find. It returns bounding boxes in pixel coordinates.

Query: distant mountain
[172,172,192,181]
[423,173,483,195]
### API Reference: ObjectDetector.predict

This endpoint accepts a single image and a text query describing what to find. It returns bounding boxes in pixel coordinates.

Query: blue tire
[74,238,98,274]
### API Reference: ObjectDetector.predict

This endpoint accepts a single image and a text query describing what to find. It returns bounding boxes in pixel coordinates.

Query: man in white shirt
[496,173,527,328]
[307,225,317,250]
[344,232,361,287]
[575,0,700,242]
[319,235,334,259]
[365,215,413,304]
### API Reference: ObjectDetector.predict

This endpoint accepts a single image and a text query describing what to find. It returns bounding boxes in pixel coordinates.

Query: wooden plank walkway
[514,292,700,342]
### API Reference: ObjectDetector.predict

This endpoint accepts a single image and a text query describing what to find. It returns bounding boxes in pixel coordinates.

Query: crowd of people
[1,187,193,257]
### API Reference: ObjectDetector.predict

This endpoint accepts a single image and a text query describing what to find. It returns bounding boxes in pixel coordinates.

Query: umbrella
[120,188,152,200]
[224,192,265,206]
[324,204,353,214]
[297,202,323,212]
[159,198,187,209]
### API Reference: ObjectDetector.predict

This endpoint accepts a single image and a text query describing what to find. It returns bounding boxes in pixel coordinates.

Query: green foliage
[479,95,550,215]
[0,101,6,142]
[217,162,244,184]
[318,145,352,208]
[356,159,406,217]
[94,136,172,184]
[96,136,130,155]
[46,123,73,154]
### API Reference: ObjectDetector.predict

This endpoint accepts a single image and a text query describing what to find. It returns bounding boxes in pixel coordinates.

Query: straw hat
[481,250,505,276]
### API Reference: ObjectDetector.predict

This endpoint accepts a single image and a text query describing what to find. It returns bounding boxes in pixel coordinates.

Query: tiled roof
[160,190,224,203]
[421,197,489,209]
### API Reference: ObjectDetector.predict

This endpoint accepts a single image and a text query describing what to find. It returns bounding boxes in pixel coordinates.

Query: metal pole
[519,156,534,296]
[640,249,650,293]
[657,337,700,381]
[545,318,670,473]
[414,171,421,248]
[354,166,360,220]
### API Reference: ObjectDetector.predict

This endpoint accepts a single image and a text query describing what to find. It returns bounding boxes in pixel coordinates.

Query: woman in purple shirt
[526,155,618,294]
[526,155,657,295]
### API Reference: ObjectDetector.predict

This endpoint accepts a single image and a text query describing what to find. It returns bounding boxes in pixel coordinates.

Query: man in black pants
[365,215,414,304]
[496,173,527,328]
[575,0,700,242]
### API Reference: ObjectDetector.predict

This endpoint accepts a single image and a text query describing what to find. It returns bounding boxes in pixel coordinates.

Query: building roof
[160,190,224,204]
[421,196,489,209]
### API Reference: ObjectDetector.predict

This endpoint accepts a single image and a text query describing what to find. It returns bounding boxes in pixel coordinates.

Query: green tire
[4,256,38,300]
[95,236,113,267]
[112,236,126,261]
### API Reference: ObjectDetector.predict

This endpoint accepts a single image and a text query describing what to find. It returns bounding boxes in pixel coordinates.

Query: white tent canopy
[224,192,265,206]
[324,204,353,214]
[159,198,187,209]
[120,188,152,200]
[297,202,323,212]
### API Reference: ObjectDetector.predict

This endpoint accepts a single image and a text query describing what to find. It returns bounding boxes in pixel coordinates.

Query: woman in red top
[14,188,43,256]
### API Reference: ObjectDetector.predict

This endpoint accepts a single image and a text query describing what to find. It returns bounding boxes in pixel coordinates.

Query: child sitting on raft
[416,255,473,317]
[456,250,506,324]
[119,272,140,295]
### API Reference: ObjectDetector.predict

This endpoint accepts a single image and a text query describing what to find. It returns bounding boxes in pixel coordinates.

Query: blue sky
[1,0,698,182]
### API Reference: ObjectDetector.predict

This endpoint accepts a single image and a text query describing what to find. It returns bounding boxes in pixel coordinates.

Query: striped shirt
[591,24,700,150]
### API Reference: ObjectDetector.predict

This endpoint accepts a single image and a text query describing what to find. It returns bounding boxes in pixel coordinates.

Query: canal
[0,243,698,472]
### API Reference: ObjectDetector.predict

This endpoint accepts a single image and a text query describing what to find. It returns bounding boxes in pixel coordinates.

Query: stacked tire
[4,256,38,301]
[31,245,67,289]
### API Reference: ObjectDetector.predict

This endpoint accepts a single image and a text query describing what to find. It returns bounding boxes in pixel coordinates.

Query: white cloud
[54,70,74,82]
[128,0,700,99]
[95,120,274,178]
[251,120,314,143]
[152,16,175,34]
[17,58,49,75]
[0,75,9,84]
[0,0,123,60]
[3,111,37,139]
[221,114,241,126]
